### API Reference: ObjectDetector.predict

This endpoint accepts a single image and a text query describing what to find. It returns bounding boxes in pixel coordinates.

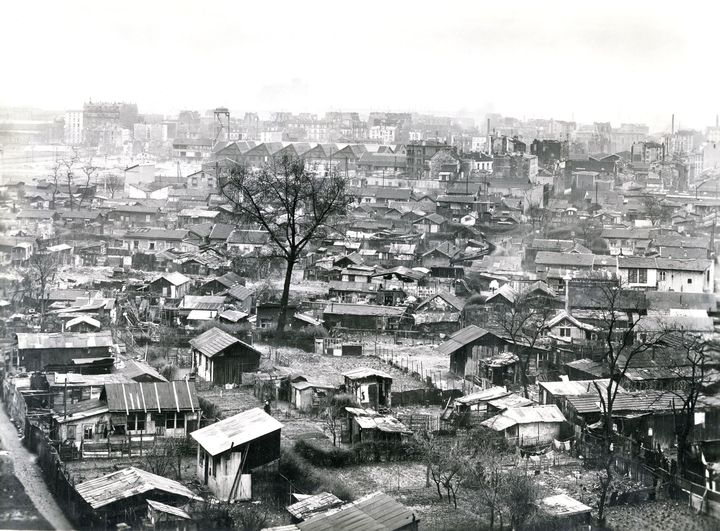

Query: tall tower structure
[213,107,231,148]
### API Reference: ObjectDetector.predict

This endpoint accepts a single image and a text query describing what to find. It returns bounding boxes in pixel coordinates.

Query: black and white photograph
[1,1,719,529]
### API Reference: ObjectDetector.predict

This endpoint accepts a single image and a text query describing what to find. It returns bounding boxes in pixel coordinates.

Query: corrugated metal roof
[296,491,416,531]
[565,390,678,415]
[104,382,199,413]
[190,407,283,456]
[179,295,225,310]
[75,467,201,509]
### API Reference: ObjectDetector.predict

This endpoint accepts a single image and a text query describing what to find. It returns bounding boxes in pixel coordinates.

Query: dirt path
[0,405,74,530]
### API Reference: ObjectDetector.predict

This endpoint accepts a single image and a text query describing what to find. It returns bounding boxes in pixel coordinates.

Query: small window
[83,425,94,440]
[128,413,146,431]
[67,424,77,440]
[559,327,571,337]
[688,278,693,284]
[133,240,139,250]
[149,242,156,251]
[659,271,666,281]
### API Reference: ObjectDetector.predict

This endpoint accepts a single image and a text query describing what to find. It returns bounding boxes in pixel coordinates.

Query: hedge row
[293,438,422,467]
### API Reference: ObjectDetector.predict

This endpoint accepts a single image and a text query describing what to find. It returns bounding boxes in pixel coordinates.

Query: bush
[465,293,485,307]
[293,439,421,467]
[295,439,354,467]
[279,447,356,502]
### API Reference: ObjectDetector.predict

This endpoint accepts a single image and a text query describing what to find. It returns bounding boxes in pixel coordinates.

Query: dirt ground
[0,453,52,530]
[258,343,430,392]
[65,453,199,484]
[0,406,64,530]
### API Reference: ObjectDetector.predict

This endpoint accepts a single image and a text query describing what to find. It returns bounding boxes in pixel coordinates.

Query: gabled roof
[104,381,199,413]
[75,467,201,509]
[547,310,599,331]
[152,272,191,286]
[190,327,248,358]
[206,271,243,288]
[421,241,458,258]
[416,292,465,312]
[485,284,517,304]
[191,407,283,456]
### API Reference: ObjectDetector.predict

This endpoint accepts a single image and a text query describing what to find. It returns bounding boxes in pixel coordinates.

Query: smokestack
[716,114,718,128]
[671,114,675,135]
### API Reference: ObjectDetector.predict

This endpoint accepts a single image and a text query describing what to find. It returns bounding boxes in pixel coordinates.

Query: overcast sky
[2,0,717,131]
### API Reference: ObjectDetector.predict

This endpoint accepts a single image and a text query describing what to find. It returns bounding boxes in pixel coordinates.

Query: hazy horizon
[3,0,718,132]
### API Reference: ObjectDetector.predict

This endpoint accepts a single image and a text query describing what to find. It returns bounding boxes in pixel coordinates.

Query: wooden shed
[191,408,283,501]
[190,327,261,384]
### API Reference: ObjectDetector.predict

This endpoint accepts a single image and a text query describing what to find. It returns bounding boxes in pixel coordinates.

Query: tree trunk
[275,255,296,332]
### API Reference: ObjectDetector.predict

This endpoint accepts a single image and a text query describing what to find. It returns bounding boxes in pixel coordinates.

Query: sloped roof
[190,327,242,357]
[296,491,417,531]
[287,492,344,521]
[480,405,566,431]
[104,381,199,413]
[226,284,254,301]
[147,499,191,520]
[343,367,393,380]
[152,272,191,286]
[75,467,201,509]
[416,292,465,312]
[539,379,614,397]
[191,407,283,456]
[323,303,406,317]
[535,251,595,268]
[436,325,490,357]
[179,295,225,310]
[453,386,509,405]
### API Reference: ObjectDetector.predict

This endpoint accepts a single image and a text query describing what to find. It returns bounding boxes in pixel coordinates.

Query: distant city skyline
[2,0,718,132]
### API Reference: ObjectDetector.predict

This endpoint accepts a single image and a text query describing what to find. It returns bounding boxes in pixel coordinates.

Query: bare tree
[77,158,98,209]
[642,195,672,227]
[103,173,124,198]
[417,430,470,508]
[26,251,59,331]
[221,157,350,331]
[49,160,63,209]
[493,287,555,398]
[663,333,710,479]
[321,393,355,446]
[60,150,80,210]
[586,280,668,524]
